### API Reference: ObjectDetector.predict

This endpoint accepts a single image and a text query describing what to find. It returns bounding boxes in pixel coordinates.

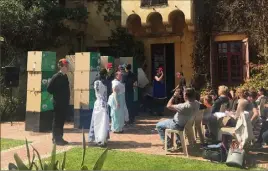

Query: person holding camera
[156,88,200,149]
[152,66,166,115]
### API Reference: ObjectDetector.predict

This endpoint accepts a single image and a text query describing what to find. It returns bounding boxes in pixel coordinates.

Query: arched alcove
[126,14,142,35]
[146,12,165,33]
[168,10,186,34]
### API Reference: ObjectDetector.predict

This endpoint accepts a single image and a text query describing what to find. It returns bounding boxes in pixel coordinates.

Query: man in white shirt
[156,88,200,149]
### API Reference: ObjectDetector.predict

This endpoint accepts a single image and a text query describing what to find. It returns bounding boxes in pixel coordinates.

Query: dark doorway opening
[151,43,175,98]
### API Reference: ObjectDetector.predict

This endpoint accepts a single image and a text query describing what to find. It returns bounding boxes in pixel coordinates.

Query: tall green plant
[8,130,108,170]
[108,27,145,66]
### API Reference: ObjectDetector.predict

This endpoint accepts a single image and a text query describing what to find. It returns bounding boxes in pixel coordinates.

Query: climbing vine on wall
[192,0,268,89]
[96,0,121,23]
[192,0,223,89]
[96,0,145,66]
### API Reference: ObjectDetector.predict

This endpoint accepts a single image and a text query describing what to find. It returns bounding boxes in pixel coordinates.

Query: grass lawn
[0,138,26,151]
[50,147,262,170]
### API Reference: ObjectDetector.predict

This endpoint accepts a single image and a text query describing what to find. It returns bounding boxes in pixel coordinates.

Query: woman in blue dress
[153,66,166,115]
[108,71,127,133]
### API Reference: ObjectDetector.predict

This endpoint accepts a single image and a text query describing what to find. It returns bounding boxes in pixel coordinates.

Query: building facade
[58,0,249,89]
[121,0,195,92]
[122,0,250,89]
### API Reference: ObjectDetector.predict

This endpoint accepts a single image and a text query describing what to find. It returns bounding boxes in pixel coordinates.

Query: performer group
[47,58,268,150]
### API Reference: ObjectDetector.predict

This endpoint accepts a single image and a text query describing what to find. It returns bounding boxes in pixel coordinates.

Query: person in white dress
[88,69,110,147]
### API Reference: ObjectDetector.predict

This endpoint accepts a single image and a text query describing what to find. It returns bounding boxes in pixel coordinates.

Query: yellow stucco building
[57,0,249,89]
[121,0,195,92]
[122,0,250,88]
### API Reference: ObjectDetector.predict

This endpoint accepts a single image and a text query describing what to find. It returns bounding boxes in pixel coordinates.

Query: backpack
[202,143,227,163]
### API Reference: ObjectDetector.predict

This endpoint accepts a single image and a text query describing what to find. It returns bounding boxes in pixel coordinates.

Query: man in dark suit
[47,59,70,145]
[122,64,137,124]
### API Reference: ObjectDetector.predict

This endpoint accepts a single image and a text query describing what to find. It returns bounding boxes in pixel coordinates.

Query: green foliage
[0,36,4,42]
[0,0,88,73]
[238,63,268,90]
[0,138,26,151]
[8,129,108,170]
[108,27,145,65]
[0,0,88,122]
[92,148,108,170]
[81,128,86,167]
[0,88,23,122]
[96,0,121,23]
[0,0,88,51]
[192,0,268,89]
[215,0,268,59]
[192,0,222,89]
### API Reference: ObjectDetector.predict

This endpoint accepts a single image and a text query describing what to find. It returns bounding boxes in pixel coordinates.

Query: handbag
[202,143,227,162]
[226,141,245,168]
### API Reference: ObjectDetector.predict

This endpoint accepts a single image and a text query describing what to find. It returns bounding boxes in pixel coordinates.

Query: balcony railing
[140,0,168,7]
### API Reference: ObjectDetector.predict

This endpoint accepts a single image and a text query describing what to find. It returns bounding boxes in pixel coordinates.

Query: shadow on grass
[63,128,89,133]
[107,141,152,150]
[68,141,152,150]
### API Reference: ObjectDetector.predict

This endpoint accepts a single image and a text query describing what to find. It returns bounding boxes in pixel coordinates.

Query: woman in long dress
[153,66,165,98]
[119,64,129,124]
[88,69,110,146]
[108,71,126,133]
[152,66,166,115]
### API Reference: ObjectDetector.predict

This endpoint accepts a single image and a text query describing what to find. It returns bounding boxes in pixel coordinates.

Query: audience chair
[220,103,228,112]
[218,127,236,141]
[218,103,229,128]
[165,128,188,157]
[164,116,196,157]
[193,109,205,144]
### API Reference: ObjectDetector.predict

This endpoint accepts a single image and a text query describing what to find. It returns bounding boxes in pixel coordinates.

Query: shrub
[0,88,23,123]
[238,63,268,90]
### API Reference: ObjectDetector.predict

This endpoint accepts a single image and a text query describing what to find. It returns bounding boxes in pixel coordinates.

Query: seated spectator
[255,105,268,147]
[156,88,200,149]
[209,90,218,103]
[202,95,213,125]
[225,88,250,127]
[196,95,213,145]
[248,90,262,142]
[207,85,229,140]
[211,85,229,113]
[257,88,268,118]
[256,88,267,105]
[229,89,238,111]
[227,89,238,111]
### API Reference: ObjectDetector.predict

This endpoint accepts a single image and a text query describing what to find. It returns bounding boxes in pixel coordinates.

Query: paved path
[1,116,268,169]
